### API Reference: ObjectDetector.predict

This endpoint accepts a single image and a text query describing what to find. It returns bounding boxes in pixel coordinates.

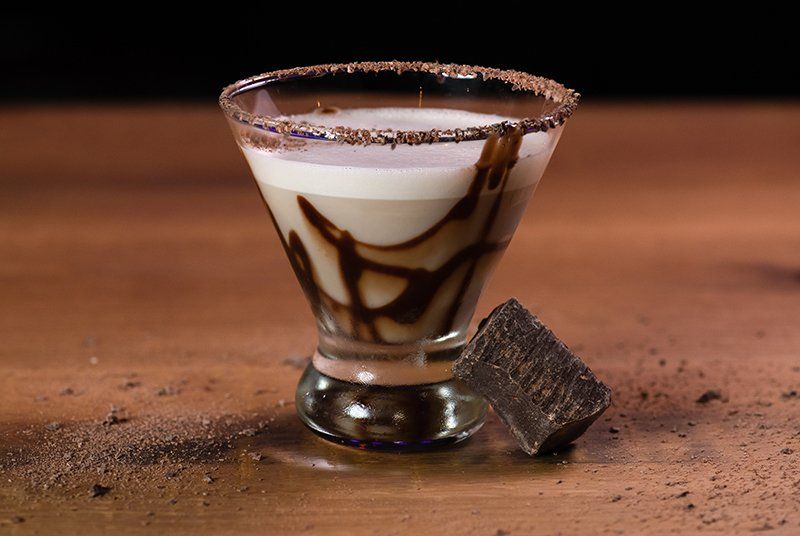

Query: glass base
[295,364,488,450]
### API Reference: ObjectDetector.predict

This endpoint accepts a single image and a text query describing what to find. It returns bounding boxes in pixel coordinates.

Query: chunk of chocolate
[90,484,111,498]
[695,389,722,404]
[453,298,611,455]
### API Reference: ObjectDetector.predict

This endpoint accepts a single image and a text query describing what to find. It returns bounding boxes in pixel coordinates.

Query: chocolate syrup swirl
[275,127,523,343]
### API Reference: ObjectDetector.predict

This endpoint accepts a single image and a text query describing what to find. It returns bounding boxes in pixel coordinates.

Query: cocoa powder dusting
[219,61,579,146]
[1,400,280,498]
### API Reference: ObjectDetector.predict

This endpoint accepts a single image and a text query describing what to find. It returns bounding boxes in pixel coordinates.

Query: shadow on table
[240,411,613,482]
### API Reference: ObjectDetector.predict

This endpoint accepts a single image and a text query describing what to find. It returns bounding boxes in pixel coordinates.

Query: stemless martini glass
[219,61,578,449]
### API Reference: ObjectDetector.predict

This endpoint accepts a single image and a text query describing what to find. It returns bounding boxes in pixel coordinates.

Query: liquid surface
[290,106,514,131]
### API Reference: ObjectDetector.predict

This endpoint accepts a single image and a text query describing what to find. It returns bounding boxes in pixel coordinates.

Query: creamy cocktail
[220,62,578,447]
[242,107,558,386]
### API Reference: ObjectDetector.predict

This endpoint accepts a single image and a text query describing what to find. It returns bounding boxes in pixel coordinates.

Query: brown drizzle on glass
[274,127,523,343]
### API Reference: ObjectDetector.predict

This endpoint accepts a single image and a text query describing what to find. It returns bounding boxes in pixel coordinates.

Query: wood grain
[1,103,799,534]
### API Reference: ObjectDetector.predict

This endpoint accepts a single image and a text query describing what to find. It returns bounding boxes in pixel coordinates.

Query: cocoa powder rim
[218,61,580,146]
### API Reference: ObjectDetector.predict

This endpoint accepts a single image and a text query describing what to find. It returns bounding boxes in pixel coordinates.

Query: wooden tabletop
[1,103,799,534]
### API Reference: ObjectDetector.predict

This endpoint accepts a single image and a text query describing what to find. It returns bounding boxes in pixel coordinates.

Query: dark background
[2,8,797,102]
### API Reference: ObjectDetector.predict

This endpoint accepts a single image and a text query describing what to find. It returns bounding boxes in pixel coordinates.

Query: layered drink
[239,107,560,386]
[220,61,578,447]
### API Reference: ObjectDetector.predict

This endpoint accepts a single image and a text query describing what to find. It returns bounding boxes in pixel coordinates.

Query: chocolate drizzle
[274,128,524,344]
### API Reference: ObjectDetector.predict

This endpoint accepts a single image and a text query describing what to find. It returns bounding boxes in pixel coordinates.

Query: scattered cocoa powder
[1,406,277,497]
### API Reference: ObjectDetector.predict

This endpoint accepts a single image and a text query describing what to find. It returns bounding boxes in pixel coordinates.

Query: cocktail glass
[219,62,578,449]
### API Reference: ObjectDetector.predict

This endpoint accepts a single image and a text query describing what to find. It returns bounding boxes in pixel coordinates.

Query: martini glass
[220,62,578,449]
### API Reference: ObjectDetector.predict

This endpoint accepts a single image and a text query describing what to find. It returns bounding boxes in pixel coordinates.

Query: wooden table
[1,103,799,534]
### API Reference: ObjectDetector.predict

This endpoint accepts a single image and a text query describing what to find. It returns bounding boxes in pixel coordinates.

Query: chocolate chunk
[696,389,722,404]
[453,298,611,455]
[90,484,111,498]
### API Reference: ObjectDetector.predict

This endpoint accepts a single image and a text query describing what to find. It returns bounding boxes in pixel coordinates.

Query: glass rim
[218,61,580,146]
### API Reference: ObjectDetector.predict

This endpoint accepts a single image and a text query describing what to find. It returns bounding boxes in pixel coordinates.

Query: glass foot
[295,364,487,450]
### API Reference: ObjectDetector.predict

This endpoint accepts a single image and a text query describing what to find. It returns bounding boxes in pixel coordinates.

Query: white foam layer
[241,107,560,200]
[290,107,514,131]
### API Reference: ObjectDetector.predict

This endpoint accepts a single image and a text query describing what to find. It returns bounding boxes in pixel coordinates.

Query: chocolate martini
[219,61,578,447]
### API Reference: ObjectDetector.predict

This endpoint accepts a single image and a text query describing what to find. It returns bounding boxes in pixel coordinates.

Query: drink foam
[241,107,558,200]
